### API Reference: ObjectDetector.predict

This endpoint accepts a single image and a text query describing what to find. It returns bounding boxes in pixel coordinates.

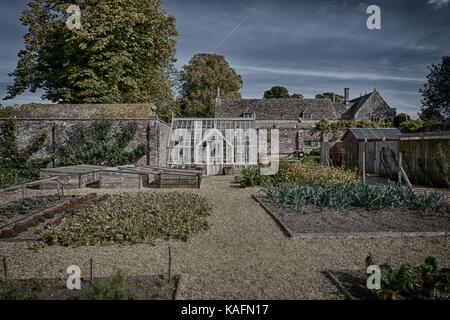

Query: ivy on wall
[0,118,50,188]
[57,120,149,167]
[0,118,149,189]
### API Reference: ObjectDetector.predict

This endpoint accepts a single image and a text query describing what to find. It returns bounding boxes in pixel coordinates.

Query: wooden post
[362,151,366,184]
[2,257,7,281]
[168,245,172,284]
[146,124,151,166]
[398,152,403,183]
[90,258,94,285]
[52,122,56,168]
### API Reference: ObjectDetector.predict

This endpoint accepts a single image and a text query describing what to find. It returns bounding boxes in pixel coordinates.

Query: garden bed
[254,196,450,238]
[0,274,180,300]
[325,257,450,300]
[41,192,211,246]
[0,195,71,229]
[0,194,104,241]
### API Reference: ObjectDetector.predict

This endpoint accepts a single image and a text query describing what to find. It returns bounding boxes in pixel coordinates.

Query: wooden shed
[341,128,401,177]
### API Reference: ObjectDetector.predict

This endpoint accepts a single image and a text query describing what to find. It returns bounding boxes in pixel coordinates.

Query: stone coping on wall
[2,103,157,120]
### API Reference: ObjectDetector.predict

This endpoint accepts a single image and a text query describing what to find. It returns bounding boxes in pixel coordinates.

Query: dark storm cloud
[1,0,450,117]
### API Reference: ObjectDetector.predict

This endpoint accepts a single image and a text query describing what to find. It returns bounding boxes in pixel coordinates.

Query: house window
[241,112,254,118]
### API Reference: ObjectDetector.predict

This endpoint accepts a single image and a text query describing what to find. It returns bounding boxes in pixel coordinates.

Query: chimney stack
[344,88,350,108]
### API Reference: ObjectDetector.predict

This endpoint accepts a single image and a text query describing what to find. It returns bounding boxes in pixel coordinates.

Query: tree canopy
[290,93,304,99]
[420,56,450,121]
[5,0,178,119]
[180,53,242,117]
[315,92,344,103]
[263,86,290,99]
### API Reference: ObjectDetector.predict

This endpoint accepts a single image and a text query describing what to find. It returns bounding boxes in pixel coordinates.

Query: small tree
[263,86,289,99]
[290,93,304,99]
[420,56,450,121]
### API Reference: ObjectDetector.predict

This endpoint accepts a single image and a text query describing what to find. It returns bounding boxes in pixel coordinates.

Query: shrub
[235,166,273,187]
[41,192,211,246]
[236,160,358,188]
[278,161,359,188]
[365,255,450,300]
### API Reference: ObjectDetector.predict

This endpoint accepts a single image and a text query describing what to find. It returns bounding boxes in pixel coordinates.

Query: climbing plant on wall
[57,120,149,167]
[0,118,50,188]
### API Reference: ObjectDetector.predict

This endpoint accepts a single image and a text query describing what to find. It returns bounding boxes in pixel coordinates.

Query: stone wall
[0,103,170,168]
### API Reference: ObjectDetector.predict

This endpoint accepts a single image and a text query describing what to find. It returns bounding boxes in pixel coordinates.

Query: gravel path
[1,176,450,299]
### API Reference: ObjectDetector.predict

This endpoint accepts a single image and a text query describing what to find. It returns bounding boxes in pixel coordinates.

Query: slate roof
[216,98,345,121]
[342,92,374,119]
[344,128,401,141]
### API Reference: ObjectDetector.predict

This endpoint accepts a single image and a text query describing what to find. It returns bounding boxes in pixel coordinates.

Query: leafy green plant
[42,192,211,246]
[265,182,447,215]
[0,195,66,217]
[315,118,394,134]
[0,279,42,300]
[365,255,450,300]
[410,192,449,216]
[57,120,148,167]
[0,118,50,189]
[153,275,168,300]
[236,160,358,188]
[235,166,272,187]
[87,272,138,300]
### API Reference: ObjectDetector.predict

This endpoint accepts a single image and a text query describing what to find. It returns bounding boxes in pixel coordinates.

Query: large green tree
[420,56,450,121]
[180,53,242,117]
[5,0,178,118]
[263,86,289,99]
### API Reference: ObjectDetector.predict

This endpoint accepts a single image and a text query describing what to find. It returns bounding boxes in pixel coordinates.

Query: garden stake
[90,258,94,285]
[2,257,7,281]
[168,245,172,284]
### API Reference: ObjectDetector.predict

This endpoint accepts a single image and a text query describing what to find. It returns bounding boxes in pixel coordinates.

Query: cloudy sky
[1,0,450,117]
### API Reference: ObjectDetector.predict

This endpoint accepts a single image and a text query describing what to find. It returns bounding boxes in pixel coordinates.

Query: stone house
[215,88,397,155]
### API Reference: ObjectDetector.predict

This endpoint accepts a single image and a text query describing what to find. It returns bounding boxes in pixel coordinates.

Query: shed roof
[345,128,400,141]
